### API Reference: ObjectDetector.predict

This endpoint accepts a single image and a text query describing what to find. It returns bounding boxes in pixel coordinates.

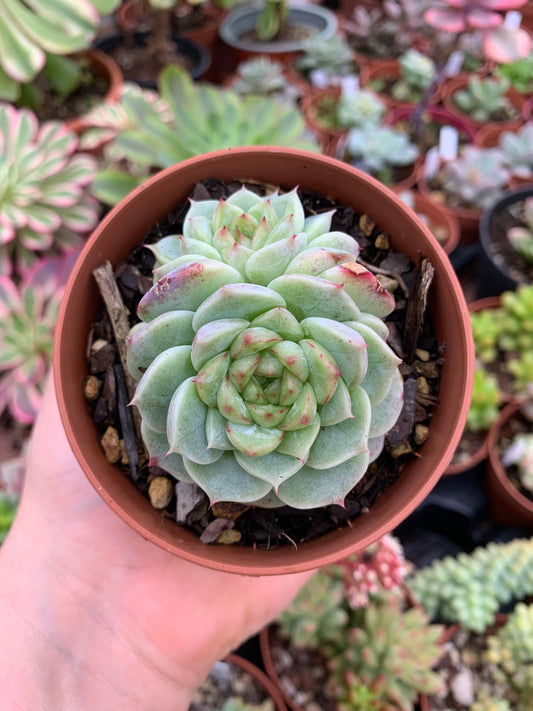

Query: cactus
[276,567,349,651]
[452,76,515,123]
[0,104,99,276]
[294,35,358,84]
[126,185,404,509]
[439,146,511,211]
[391,49,437,103]
[501,433,533,495]
[344,125,419,186]
[328,600,445,711]
[507,196,533,264]
[465,369,502,433]
[409,537,533,632]
[336,89,386,129]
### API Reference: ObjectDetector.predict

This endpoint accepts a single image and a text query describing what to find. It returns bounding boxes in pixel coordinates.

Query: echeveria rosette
[126,187,404,510]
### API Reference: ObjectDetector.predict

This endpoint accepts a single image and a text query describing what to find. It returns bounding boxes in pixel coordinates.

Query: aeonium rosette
[125,187,404,510]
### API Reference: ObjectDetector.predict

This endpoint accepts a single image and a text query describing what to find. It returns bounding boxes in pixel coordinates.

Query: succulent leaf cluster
[496,50,533,94]
[453,76,514,123]
[507,196,533,264]
[328,601,445,711]
[470,692,512,711]
[0,492,18,545]
[498,122,533,179]
[0,0,120,100]
[409,537,533,632]
[336,89,386,129]
[231,58,290,98]
[255,0,288,42]
[294,35,357,83]
[92,66,319,207]
[499,284,533,356]
[466,368,502,432]
[0,104,99,276]
[391,49,436,103]
[440,146,511,210]
[345,125,419,185]
[470,309,502,364]
[126,186,403,509]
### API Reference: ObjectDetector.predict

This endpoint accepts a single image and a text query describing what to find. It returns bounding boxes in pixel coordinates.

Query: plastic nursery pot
[440,73,528,138]
[222,653,288,711]
[217,4,338,69]
[478,184,533,295]
[66,49,123,136]
[486,400,533,529]
[300,86,347,155]
[54,147,474,576]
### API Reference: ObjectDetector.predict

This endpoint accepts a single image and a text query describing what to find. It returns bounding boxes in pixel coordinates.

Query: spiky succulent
[126,186,403,510]
[0,104,99,276]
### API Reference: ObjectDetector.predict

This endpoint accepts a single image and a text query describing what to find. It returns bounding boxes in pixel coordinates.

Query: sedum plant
[0,103,99,276]
[466,368,503,432]
[507,196,533,263]
[496,48,533,94]
[409,537,533,632]
[439,146,511,210]
[92,66,319,207]
[0,0,120,101]
[336,88,386,129]
[498,284,533,356]
[452,76,515,122]
[391,49,437,103]
[470,308,503,364]
[344,125,419,186]
[126,186,404,509]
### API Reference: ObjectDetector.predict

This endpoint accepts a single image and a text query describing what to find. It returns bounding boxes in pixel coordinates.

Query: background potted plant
[53,146,473,575]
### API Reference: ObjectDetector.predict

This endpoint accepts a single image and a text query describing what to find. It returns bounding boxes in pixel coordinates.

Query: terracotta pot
[486,400,533,529]
[53,147,474,575]
[300,86,347,154]
[441,73,527,138]
[224,653,288,711]
[415,161,482,245]
[384,104,478,148]
[66,49,123,136]
[359,59,441,112]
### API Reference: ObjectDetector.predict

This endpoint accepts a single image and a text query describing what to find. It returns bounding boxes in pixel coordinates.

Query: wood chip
[403,257,435,363]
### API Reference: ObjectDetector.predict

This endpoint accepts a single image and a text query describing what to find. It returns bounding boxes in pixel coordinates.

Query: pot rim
[54,146,474,575]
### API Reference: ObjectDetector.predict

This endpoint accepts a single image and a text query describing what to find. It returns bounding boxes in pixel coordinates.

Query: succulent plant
[452,76,515,123]
[507,196,533,263]
[344,125,419,186]
[501,432,533,494]
[231,58,291,98]
[293,35,358,85]
[328,599,445,711]
[255,0,288,41]
[409,537,533,632]
[424,0,531,63]
[439,146,511,210]
[0,492,18,545]
[466,368,503,432]
[391,49,437,103]
[0,104,99,276]
[496,48,533,94]
[470,692,512,711]
[0,0,120,100]
[498,122,533,180]
[0,251,77,424]
[126,185,404,509]
[470,308,503,364]
[498,284,533,356]
[92,66,319,207]
[336,89,386,130]
[277,567,349,651]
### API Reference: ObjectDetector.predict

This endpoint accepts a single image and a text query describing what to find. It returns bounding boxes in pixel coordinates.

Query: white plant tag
[439,126,459,162]
[341,74,359,96]
[444,51,464,77]
[424,146,441,180]
[310,68,329,89]
[504,11,522,29]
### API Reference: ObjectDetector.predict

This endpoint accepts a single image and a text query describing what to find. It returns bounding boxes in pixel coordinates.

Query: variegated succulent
[0,104,99,276]
[126,186,404,509]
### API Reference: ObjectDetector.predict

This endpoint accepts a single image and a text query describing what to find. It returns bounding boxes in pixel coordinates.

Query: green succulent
[440,146,510,211]
[277,567,348,651]
[344,125,419,186]
[496,49,533,95]
[294,35,357,83]
[92,66,319,207]
[0,492,18,544]
[498,284,533,356]
[470,308,503,364]
[391,49,436,103]
[409,537,533,632]
[231,58,290,98]
[255,0,288,41]
[336,89,386,129]
[453,76,514,123]
[471,692,512,711]
[328,600,445,711]
[498,122,533,179]
[126,186,403,510]
[507,196,533,264]
[465,368,502,433]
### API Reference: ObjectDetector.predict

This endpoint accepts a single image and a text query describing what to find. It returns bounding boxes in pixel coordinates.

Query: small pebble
[417,376,431,394]
[84,375,101,401]
[148,476,173,509]
[414,424,429,445]
[216,529,242,545]
[415,348,430,362]
[375,232,390,249]
[101,426,121,463]
[450,667,474,706]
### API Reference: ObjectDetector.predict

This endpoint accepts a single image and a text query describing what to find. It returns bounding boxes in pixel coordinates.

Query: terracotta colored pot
[53,147,474,575]
[441,73,527,138]
[415,161,482,245]
[224,653,288,711]
[384,104,478,146]
[486,400,533,529]
[66,49,123,136]
[300,86,347,154]
[359,59,441,112]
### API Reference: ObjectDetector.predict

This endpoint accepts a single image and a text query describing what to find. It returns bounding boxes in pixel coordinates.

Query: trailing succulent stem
[126,186,404,510]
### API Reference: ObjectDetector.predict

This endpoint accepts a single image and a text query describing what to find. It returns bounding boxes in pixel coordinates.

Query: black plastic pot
[477,184,533,298]
[94,31,212,87]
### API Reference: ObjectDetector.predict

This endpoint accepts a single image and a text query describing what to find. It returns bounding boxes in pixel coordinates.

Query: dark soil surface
[190,658,273,711]
[103,34,193,85]
[86,177,443,549]
[241,23,316,45]
[486,200,533,286]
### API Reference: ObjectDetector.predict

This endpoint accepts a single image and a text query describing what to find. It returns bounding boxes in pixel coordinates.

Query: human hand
[0,374,313,711]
